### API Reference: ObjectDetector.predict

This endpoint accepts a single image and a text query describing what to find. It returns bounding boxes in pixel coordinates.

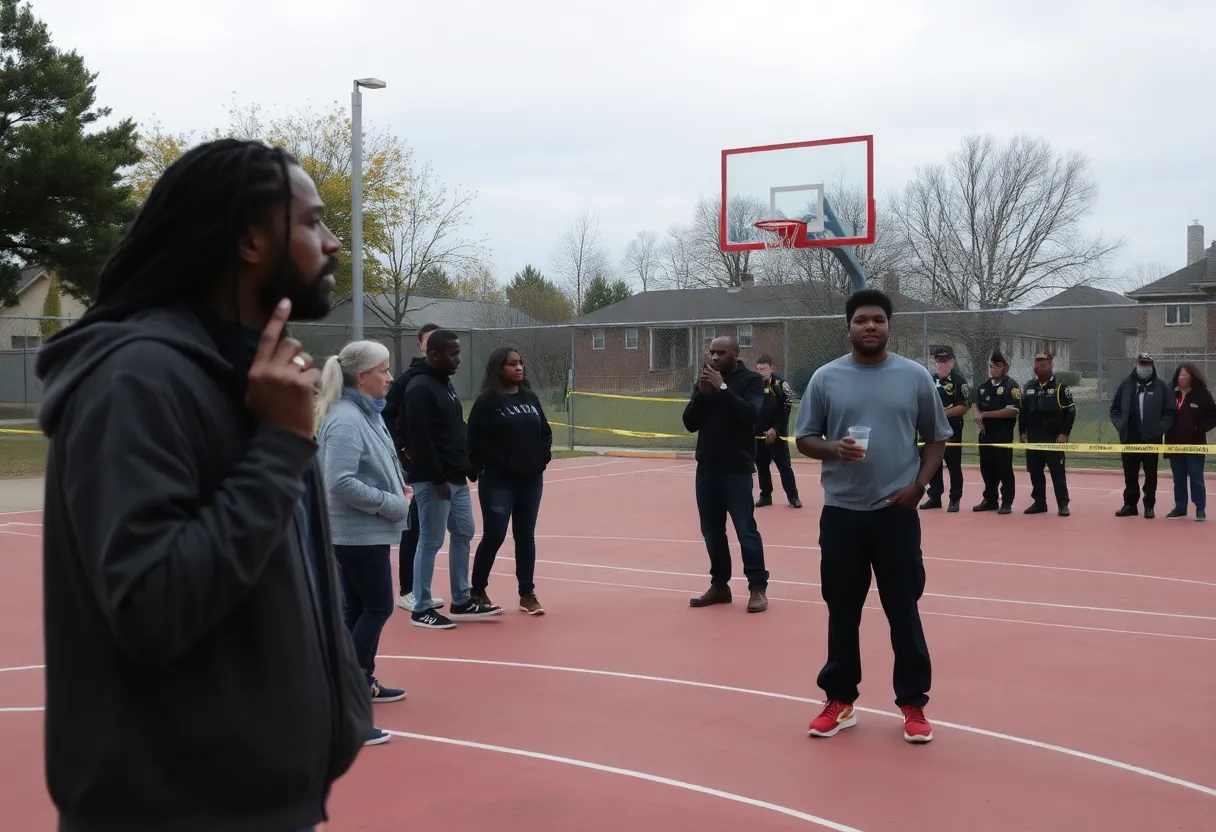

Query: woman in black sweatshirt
[467,346,553,615]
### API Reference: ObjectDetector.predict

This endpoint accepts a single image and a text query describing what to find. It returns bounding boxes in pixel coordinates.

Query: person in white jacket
[315,339,411,746]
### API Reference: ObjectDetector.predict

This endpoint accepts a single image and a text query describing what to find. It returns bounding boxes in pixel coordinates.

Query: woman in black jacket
[1165,362,1216,521]
[467,346,553,615]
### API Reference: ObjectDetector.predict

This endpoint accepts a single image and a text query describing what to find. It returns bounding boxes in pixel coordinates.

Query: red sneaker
[807,700,856,737]
[901,705,933,743]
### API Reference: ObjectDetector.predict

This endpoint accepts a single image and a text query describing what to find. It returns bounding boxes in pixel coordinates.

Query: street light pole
[350,77,386,341]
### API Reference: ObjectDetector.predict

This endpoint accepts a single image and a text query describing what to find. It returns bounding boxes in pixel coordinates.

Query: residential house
[1,266,87,350]
[572,276,1076,394]
[1125,221,1216,378]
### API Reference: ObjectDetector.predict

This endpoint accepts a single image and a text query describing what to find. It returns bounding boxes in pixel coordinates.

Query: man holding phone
[794,289,953,745]
[681,335,770,613]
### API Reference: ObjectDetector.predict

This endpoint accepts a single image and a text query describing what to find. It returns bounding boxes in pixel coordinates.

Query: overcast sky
[34,0,1215,296]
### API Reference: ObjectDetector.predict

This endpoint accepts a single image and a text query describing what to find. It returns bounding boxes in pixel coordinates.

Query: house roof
[14,265,46,295]
[329,293,538,330]
[575,281,1076,340]
[1126,243,1216,300]
[574,282,933,326]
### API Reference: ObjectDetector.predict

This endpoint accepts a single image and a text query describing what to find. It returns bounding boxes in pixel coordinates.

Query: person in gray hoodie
[315,339,411,743]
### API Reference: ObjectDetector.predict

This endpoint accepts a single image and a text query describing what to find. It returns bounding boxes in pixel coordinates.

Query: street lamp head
[355,77,386,90]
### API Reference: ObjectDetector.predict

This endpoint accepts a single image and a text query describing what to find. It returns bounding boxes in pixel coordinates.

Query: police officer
[754,355,801,508]
[1018,350,1075,516]
[920,346,969,512]
[973,350,1020,514]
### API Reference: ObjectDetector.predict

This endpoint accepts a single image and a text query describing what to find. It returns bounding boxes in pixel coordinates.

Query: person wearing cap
[973,350,1020,514]
[1109,353,1176,518]
[1017,350,1075,516]
[920,346,969,512]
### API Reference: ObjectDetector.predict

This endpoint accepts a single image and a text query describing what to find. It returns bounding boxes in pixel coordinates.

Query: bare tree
[1122,260,1172,292]
[621,230,660,292]
[551,210,610,313]
[368,159,490,368]
[655,223,696,290]
[890,134,1122,309]
[684,196,761,288]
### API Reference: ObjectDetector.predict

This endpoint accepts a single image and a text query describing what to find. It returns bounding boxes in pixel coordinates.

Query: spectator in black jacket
[1164,362,1216,521]
[403,329,502,628]
[32,140,372,832]
[467,346,553,615]
[1110,353,1177,518]
[382,322,442,612]
[754,355,801,508]
[682,336,770,613]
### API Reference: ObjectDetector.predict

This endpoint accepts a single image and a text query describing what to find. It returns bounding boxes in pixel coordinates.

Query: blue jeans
[694,471,769,591]
[1170,454,1206,511]
[471,469,544,596]
[412,482,475,609]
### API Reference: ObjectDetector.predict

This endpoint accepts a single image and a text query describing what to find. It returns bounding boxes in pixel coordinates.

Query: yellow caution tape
[568,391,687,404]
[0,428,41,436]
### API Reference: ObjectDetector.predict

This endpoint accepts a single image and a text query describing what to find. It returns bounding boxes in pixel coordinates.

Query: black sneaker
[449,600,502,620]
[411,608,456,629]
[370,678,406,703]
[364,727,390,746]
[1198,510,1207,522]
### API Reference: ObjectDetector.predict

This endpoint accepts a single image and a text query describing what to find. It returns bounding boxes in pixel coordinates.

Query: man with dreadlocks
[34,139,373,832]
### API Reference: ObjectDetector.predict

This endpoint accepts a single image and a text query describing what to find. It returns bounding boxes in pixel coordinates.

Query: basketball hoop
[754,218,807,247]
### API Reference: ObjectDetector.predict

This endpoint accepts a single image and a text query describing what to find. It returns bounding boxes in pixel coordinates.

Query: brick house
[571,278,1076,394]
[1125,221,1216,373]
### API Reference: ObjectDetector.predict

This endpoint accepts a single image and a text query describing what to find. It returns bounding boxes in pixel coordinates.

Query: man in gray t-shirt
[794,289,953,746]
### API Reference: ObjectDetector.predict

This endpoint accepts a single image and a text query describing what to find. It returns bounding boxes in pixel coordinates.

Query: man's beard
[852,336,886,357]
[259,254,338,322]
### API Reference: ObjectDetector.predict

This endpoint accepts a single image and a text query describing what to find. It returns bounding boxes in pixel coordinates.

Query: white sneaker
[397,591,444,612]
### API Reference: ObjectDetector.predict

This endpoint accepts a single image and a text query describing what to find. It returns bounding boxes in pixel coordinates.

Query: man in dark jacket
[682,335,770,613]
[753,355,801,508]
[1110,353,1177,518]
[1018,350,1076,516]
[382,322,441,612]
[403,329,501,628]
[33,140,372,832]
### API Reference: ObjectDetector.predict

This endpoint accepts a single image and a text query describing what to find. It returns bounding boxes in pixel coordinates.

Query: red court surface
[2,455,1215,830]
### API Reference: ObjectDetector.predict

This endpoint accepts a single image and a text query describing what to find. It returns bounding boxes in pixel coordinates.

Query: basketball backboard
[719,135,874,252]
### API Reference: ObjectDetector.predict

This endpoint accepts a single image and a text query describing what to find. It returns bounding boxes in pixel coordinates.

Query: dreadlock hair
[81,138,297,325]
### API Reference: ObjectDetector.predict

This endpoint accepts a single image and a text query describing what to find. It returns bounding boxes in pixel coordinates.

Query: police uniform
[1018,373,1075,515]
[974,352,1020,513]
[921,348,968,511]
[755,369,801,508]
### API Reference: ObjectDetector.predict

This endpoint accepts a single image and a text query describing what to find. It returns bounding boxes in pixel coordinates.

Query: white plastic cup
[847,426,871,451]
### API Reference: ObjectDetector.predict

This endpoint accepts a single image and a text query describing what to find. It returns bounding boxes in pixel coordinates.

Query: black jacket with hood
[402,362,472,485]
[382,354,427,467]
[34,302,372,832]
[1110,367,1176,443]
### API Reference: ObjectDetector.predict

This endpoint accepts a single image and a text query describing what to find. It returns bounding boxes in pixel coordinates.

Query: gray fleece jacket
[317,388,411,546]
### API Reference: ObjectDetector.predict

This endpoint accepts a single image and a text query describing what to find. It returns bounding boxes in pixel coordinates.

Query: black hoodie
[466,386,553,479]
[33,302,372,832]
[382,354,426,466]
[402,362,472,485]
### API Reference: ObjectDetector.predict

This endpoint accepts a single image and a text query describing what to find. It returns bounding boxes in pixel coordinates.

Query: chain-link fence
[4,300,1214,470]
[562,299,1216,467]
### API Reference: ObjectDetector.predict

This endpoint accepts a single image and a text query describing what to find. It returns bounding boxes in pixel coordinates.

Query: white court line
[0,528,39,538]
[376,656,1216,801]
[0,665,44,673]
[0,707,43,713]
[383,729,863,831]
[511,554,1216,623]
[534,534,1216,589]
[433,565,1216,643]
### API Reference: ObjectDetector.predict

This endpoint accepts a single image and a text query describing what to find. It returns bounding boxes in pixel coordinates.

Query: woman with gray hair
[315,339,410,746]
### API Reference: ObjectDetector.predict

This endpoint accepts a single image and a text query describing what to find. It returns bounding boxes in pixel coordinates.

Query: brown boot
[689,585,732,607]
[747,590,768,613]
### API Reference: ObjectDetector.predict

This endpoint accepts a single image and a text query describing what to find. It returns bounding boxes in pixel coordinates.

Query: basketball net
[752,218,805,284]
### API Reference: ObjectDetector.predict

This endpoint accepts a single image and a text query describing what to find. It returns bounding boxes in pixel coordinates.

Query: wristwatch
[719,382,728,391]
